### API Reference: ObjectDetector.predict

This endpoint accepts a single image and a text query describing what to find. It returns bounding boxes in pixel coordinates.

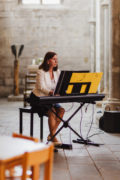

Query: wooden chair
[7,133,39,179]
[0,134,38,180]
[0,134,54,180]
[23,143,54,180]
[12,133,54,180]
[0,151,25,180]
[12,132,39,142]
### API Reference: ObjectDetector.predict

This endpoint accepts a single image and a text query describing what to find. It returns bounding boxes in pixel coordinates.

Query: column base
[96,98,120,111]
[102,98,120,111]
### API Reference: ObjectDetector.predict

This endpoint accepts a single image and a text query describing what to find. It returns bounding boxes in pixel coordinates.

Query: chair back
[11,133,39,179]
[12,133,54,180]
[12,133,39,142]
[23,143,54,180]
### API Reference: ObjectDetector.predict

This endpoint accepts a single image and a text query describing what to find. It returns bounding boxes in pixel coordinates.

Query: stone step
[8,94,23,101]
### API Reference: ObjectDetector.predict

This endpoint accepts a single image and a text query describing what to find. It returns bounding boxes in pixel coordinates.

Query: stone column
[101,0,109,95]
[108,0,120,110]
[96,0,101,73]
[89,0,96,72]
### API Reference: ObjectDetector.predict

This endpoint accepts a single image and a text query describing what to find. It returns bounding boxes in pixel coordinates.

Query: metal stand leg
[19,109,22,134]
[49,103,85,141]
[40,116,43,141]
[30,112,33,137]
[47,102,103,148]
[47,103,85,149]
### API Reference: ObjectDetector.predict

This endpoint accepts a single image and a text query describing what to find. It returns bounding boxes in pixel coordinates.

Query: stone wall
[0,0,91,97]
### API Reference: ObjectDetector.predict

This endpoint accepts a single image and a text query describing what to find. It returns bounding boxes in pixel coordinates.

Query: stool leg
[19,109,23,134]
[40,116,43,141]
[30,112,33,137]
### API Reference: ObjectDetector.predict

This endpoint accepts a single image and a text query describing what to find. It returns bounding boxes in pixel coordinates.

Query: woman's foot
[47,135,62,145]
[47,134,59,142]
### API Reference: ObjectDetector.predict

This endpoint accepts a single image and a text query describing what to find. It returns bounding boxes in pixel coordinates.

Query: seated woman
[30,51,65,144]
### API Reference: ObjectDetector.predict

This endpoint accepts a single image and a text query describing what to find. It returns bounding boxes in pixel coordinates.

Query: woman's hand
[49,90,54,96]
[55,94,60,96]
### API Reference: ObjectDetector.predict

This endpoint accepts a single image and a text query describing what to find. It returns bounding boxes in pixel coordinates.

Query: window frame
[21,0,61,5]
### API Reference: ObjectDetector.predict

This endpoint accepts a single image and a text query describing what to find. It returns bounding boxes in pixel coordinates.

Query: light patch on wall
[22,0,40,4]
[84,57,88,63]
[42,0,60,4]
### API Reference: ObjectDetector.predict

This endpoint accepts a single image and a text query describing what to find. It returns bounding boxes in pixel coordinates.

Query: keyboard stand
[47,101,103,149]
[73,139,103,147]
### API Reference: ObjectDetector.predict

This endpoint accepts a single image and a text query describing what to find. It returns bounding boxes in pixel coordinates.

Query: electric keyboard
[39,94,105,104]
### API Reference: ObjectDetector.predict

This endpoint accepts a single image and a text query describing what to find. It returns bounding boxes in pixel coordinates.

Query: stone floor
[0,98,120,180]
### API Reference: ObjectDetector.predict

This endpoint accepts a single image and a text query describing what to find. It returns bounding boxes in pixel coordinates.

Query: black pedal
[55,143,73,150]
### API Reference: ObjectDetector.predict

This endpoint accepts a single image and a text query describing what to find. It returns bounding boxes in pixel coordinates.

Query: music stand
[54,71,103,96]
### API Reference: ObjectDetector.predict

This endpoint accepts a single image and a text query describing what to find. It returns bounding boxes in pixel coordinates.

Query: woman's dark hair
[39,51,58,71]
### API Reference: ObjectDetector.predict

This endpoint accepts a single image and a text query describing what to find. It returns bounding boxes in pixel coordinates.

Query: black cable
[87,132,104,139]
[85,105,104,139]
[86,104,94,140]
[79,106,83,137]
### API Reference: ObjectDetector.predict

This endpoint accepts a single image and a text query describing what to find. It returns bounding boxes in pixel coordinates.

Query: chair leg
[0,163,5,180]
[30,112,34,137]
[19,109,23,134]
[44,145,54,180]
[40,116,43,141]
[31,165,40,180]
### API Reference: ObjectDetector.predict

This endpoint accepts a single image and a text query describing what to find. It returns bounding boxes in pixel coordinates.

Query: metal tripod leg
[47,103,85,143]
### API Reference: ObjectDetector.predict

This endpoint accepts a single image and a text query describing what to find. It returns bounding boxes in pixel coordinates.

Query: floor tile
[68,164,102,180]
[1,99,120,180]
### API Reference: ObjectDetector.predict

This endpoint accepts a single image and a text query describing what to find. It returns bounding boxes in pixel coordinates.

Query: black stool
[19,107,44,141]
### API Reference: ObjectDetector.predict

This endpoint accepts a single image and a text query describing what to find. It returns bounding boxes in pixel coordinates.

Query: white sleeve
[36,70,50,95]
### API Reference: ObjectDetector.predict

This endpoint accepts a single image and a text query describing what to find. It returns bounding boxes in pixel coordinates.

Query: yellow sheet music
[67,72,103,94]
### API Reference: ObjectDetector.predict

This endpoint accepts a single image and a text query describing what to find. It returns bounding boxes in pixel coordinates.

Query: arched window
[42,0,60,4]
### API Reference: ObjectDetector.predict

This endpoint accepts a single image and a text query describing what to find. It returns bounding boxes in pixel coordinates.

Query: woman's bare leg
[48,108,56,135]
[48,108,59,142]
[51,107,65,136]
[48,107,65,142]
